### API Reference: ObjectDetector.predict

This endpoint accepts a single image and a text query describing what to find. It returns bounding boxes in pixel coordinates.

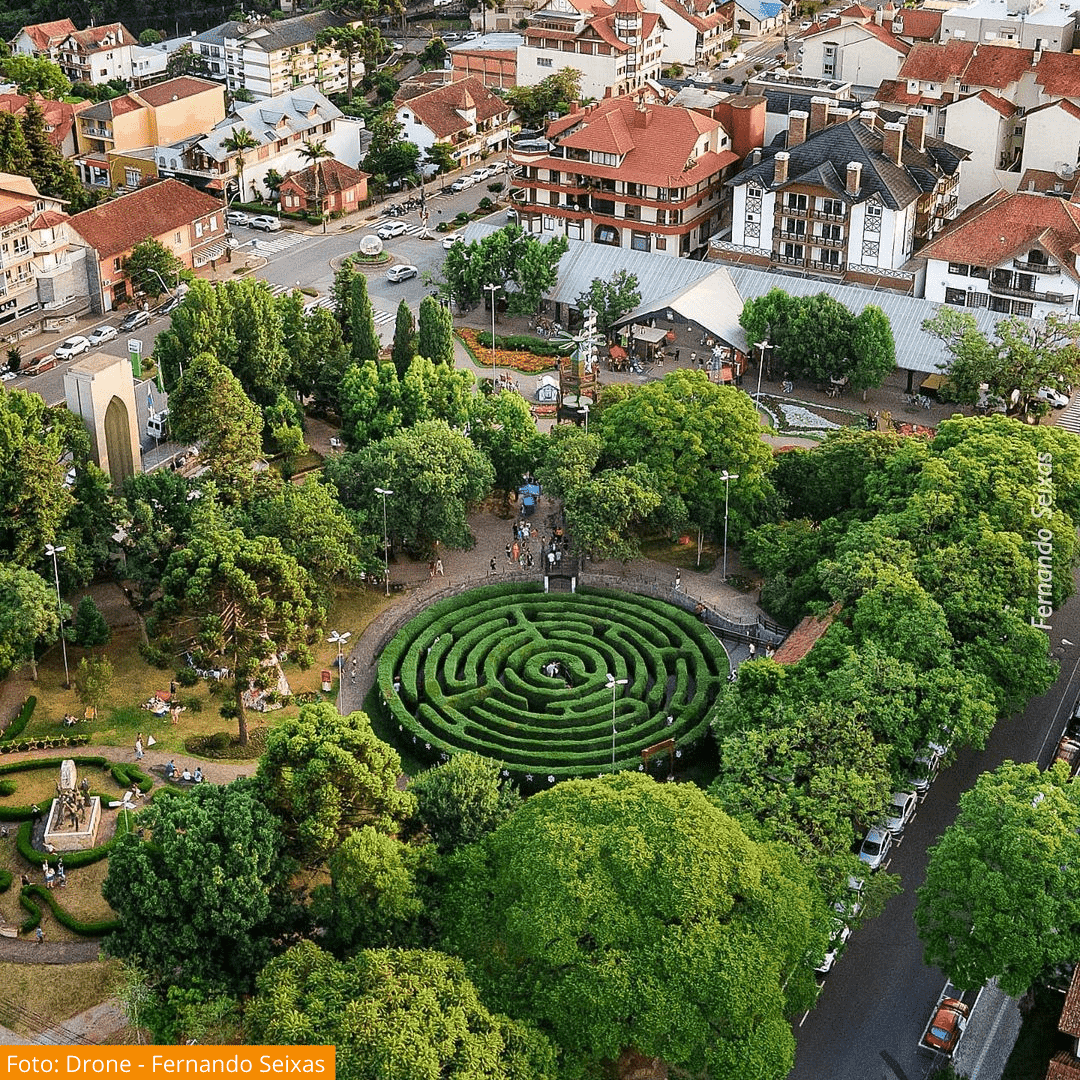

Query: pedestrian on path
[674,570,681,591]
[490,557,497,575]
[435,558,444,576]
[134,735,144,760]
[35,926,43,945]
[748,642,756,659]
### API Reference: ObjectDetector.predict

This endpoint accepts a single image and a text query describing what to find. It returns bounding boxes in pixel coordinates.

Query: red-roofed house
[920,189,1080,320]
[56,23,138,87]
[0,173,90,332]
[657,0,733,68]
[394,77,512,170]
[518,0,667,103]
[9,19,77,61]
[0,93,90,158]
[797,18,909,88]
[279,159,369,215]
[450,43,519,88]
[67,179,227,312]
[510,92,738,256]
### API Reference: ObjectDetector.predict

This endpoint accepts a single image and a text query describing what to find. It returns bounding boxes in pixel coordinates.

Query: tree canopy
[0,564,58,680]
[574,271,641,338]
[122,237,185,299]
[505,69,581,127]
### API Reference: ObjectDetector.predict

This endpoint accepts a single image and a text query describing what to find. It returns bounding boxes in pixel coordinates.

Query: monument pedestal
[43,796,101,852]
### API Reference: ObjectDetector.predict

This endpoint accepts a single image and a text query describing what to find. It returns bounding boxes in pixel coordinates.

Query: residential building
[448,34,522,88]
[1018,166,1080,198]
[797,18,909,91]
[510,92,741,256]
[0,173,90,330]
[655,0,733,69]
[395,77,513,170]
[724,0,789,38]
[940,0,1077,52]
[279,159,369,214]
[471,0,541,32]
[74,77,227,189]
[0,93,90,158]
[920,188,1080,319]
[56,23,138,87]
[68,178,227,312]
[744,70,855,142]
[1042,964,1080,1079]
[715,99,966,292]
[156,88,364,204]
[517,0,667,103]
[942,90,1020,207]
[9,18,77,60]
[192,11,362,101]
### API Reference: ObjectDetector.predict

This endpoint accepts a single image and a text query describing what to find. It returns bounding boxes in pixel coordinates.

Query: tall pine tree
[21,98,88,209]
[349,272,379,365]
[0,113,31,176]
[417,295,455,366]
[332,262,355,343]
[391,299,416,379]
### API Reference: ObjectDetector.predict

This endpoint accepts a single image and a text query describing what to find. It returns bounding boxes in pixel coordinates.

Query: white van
[147,409,169,440]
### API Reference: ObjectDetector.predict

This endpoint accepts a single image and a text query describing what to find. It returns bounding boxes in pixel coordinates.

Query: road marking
[252,232,307,254]
[373,309,394,326]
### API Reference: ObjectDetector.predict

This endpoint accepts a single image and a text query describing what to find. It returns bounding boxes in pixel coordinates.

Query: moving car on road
[250,215,282,232]
[54,335,92,359]
[377,220,408,239]
[442,233,464,249]
[386,264,418,283]
[451,175,475,192]
[226,210,251,227]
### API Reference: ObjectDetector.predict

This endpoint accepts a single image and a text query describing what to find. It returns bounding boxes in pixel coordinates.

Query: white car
[471,167,492,182]
[858,826,892,871]
[882,790,918,835]
[87,325,119,347]
[249,215,282,232]
[442,233,464,249]
[1037,386,1070,408]
[1,369,16,381]
[54,335,92,360]
[377,220,408,239]
[488,160,507,173]
[225,210,251,226]
[386,264,419,283]
[451,175,475,192]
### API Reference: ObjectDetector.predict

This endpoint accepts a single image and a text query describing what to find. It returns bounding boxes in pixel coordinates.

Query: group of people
[164,760,203,784]
[41,857,66,889]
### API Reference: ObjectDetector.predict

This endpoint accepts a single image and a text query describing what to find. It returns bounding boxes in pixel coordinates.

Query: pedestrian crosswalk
[252,232,307,254]
[373,309,394,326]
[303,295,335,315]
[1057,399,1080,434]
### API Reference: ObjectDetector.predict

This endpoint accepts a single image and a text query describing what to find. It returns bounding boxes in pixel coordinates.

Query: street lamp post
[720,470,739,583]
[375,487,393,597]
[579,402,589,434]
[755,339,771,401]
[606,672,628,766]
[484,283,500,390]
[328,630,351,713]
[44,543,69,688]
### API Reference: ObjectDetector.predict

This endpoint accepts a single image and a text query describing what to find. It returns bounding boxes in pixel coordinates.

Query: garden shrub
[0,780,15,797]
[19,885,119,936]
[176,667,199,688]
[476,331,564,357]
[1,696,36,742]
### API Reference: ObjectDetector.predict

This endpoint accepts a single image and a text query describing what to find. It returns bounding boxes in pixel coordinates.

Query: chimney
[570,101,580,113]
[809,96,830,134]
[634,106,650,128]
[751,147,763,165]
[846,160,862,196]
[874,4,884,24]
[907,108,927,151]
[882,121,904,165]
[774,150,790,185]
[789,109,809,147]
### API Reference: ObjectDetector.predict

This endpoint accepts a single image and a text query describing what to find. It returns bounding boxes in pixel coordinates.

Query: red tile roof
[838,3,874,18]
[965,44,1034,89]
[0,93,87,150]
[875,78,952,108]
[19,18,77,51]
[396,76,509,139]
[68,178,222,258]
[279,158,369,200]
[63,22,137,53]
[886,7,942,40]
[1048,1053,1080,1080]
[859,21,910,54]
[30,210,67,229]
[1019,168,1080,197]
[1034,50,1080,99]
[897,39,976,83]
[0,204,32,229]
[918,189,1080,280]
[970,89,1017,117]
[662,0,724,31]
[135,77,223,108]
[1061,966,1080,1037]
[898,40,1034,89]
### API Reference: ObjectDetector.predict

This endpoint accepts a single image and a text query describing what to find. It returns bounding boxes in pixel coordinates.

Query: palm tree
[300,138,334,232]
[222,126,259,205]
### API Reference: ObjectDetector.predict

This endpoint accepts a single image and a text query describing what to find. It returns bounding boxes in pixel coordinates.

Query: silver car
[882,791,917,834]
[858,826,892,871]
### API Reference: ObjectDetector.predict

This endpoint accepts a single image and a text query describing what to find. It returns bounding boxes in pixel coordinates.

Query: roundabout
[377,583,730,782]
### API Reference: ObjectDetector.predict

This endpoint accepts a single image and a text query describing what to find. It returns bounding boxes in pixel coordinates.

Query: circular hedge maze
[378,584,729,781]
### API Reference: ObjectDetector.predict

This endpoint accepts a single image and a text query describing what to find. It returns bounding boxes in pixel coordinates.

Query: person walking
[435,558,444,576]
[674,571,682,591]
[35,926,43,945]
[134,734,144,760]
[748,642,756,659]
[490,556,497,575]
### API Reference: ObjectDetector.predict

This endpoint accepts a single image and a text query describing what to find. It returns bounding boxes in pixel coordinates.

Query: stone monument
[43,759,101,852]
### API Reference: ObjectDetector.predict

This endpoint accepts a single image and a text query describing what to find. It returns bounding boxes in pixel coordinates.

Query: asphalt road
[792,590,1080,1080]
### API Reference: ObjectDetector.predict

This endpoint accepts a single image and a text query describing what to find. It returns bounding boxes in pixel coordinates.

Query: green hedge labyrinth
[378,585,729,781]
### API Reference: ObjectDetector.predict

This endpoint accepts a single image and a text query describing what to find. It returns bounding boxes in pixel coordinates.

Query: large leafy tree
[247,941,559,1080]
[316,25,379,100]
[256,703,415,865]
[848,305,896,393]
[0,564,58,680]
[441,773,823,1079]
[0,55,70,99]
[362,113,420,184]
[167,353,263,498]
[325,420,493,550]
[417,295,454,365]
[574,271,641,337]
[401,356,472,431]
[340,360,403,447]
[410,752,521,853]
[102,779,295,992]
[350,271,380,365]
[466,390,541,497]
[122,238,185,299]
[916,761,1080,995]
[505,69,582,126]
[535,425,602,499]
[563,464,662,561]
[159,505,317,744]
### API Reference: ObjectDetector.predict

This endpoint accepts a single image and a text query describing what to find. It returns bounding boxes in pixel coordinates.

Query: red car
[924,999,970,1054]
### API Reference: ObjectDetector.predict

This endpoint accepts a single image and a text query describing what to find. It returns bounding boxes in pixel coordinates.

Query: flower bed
[457,328,557,374]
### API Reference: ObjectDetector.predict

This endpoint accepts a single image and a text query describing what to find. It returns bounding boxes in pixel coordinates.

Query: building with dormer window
[55,23,138,87]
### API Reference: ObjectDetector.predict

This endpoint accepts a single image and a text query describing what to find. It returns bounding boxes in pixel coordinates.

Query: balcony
[782,203,809,217]
[1013,258,1059,275]
[812,208,846,221]
[932,195,958,219]
[81,125,111,139]
[777,253,805,265]
[813,232,846,247]
[988,280,1073,304]
[809,258,844,272]
[775,228,808,241]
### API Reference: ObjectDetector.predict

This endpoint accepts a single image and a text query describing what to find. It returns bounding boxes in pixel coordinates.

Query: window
[785,217,805,235]
[656,208,666,225]
[1014,126,1023,136]
[948,262,969,275]
[345,190,354,202]
[786,193,807,212]
[113,257,122,271]
[820,198,843,216]
[866,203,882,218]
[747,185,762,200]
[195,221,203,238]
[596,226,617,243]
[631,231,650,251]
[969,265,989,279]
[655,235,667,250]
[944,287,967,306]
[124,167,140,187]
[591,151,617,166]
[1013,301,1033,317]
[782,242,803,261]
[537,57,553,67]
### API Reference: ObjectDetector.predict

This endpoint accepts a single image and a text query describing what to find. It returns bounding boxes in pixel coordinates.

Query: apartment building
[9,18,77,61]
[55,23,138,87]
[395,78,513,169]
[510,93,743,256]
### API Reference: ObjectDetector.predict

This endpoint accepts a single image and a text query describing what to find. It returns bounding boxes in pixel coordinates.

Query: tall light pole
[328,630,351,713]
[484,282,500,390]
[720,470,739,583]
[375,487,393,597]
[45,543,69,688]
[579,402,589,434]
[754,339,771,401]
[606,672,628,766]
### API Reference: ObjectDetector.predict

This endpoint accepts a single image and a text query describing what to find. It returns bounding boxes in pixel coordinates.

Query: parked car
[462,30,480,39]
[471,166,492,181]
[1037,385,1070,408]
[442,232,464,249]
[451,175,475,192]
[225,210,251,226]
[86,325,118,347]
[156,294,182,316]
[1,368,16,381]
[54,335,92,360]
[858,826,892,871]
[23,354,57,376]
[441,30,461,40]
[119,308,151,332]
[882,790,918,835]
[832,876,864,921]
[386,264,419,283]
[377,220,408,239]
[488,160,508,173]
[249,215,282,232]
[800,19,813,29]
